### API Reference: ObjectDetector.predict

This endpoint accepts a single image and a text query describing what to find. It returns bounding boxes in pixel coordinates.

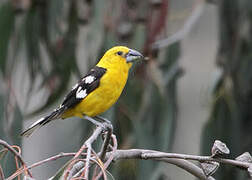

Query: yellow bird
[21,46,143,137]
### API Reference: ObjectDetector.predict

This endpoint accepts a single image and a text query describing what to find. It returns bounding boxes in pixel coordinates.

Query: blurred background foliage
[201,0,252,180]
[0,0,251,179]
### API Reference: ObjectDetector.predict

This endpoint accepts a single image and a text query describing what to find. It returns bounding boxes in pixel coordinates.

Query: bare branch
[105,149,252,179]
[107,149,251,169]
[159,158,208,180]
[3,121,251,180]
[0,140,32,178]
[0,165,4,180]
[105,149,209,180]
[4,139,251,180]
[94,134,118,180]
[28,152,86,170]
[0,140,24,168]
[69,161,85,178]
[64,116,111,180]
[99,123,113,161]
[7,152,87,180]
[12,146,22,180]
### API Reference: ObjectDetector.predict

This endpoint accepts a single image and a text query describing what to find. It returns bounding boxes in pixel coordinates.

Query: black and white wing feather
[61,66,107,109]
[21,66,107,137]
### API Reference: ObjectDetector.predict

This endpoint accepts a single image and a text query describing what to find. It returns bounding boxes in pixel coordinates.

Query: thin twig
[84,150,107,180]
[0,141,24,166]
[71,155,107,180]
[12,146,21,180]
[68,159,88,179]
[0,165,4,180]
[66,158,105,179]
[74,117,104,159]
[94,134,118,180]
[10,146,250,180]
[0,140,32,178]
[7,152,87,180]
[3,125,251,180]
[73,116,113,180]
[92,133,116,180]
[3,140,251,180]
[83,126,103,180]
[84,142,92,179]
[29,152,85,170]
[64,125,103,180]
[66,116,113,180]
[89,150,104,179]
[99,123,113,161]
[69,161,85,178]
[14,155,20,180]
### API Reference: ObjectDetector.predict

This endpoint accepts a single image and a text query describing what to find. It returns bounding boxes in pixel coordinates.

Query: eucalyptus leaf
[24,6,42,81]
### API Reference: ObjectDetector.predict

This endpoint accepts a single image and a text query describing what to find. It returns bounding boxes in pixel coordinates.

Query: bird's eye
[116,51,123,56]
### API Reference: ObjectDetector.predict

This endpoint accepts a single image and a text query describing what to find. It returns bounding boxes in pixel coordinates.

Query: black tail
[21,108,64,137]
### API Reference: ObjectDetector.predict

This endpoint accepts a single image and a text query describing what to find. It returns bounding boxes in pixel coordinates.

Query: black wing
[60,66,107,110]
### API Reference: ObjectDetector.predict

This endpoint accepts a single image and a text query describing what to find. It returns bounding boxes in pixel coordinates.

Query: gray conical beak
[126,49,144,63]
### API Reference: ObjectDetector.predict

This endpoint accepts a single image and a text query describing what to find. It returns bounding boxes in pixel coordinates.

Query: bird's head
[97,46,144,69]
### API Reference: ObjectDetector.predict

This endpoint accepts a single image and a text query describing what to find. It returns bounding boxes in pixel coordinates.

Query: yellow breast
[61,62,130,118]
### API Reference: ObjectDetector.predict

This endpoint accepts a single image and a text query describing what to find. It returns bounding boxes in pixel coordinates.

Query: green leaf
[0,2,15,75]
[47,0,66,43]
[24,6,42,80]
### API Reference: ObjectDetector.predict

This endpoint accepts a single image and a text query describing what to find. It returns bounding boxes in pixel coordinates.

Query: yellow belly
[61,67,129,118]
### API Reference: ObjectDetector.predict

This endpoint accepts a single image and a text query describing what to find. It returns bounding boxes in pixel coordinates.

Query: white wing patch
[76,86,87,99]
[84,76,95,84]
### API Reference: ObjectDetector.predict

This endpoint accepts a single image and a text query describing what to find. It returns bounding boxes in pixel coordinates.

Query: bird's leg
[82,115,113,176]
[92,116,113,161]
[83,115,113,136]
[94,115,111,124]
[83,115,106,129]
[94,116,113,140]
